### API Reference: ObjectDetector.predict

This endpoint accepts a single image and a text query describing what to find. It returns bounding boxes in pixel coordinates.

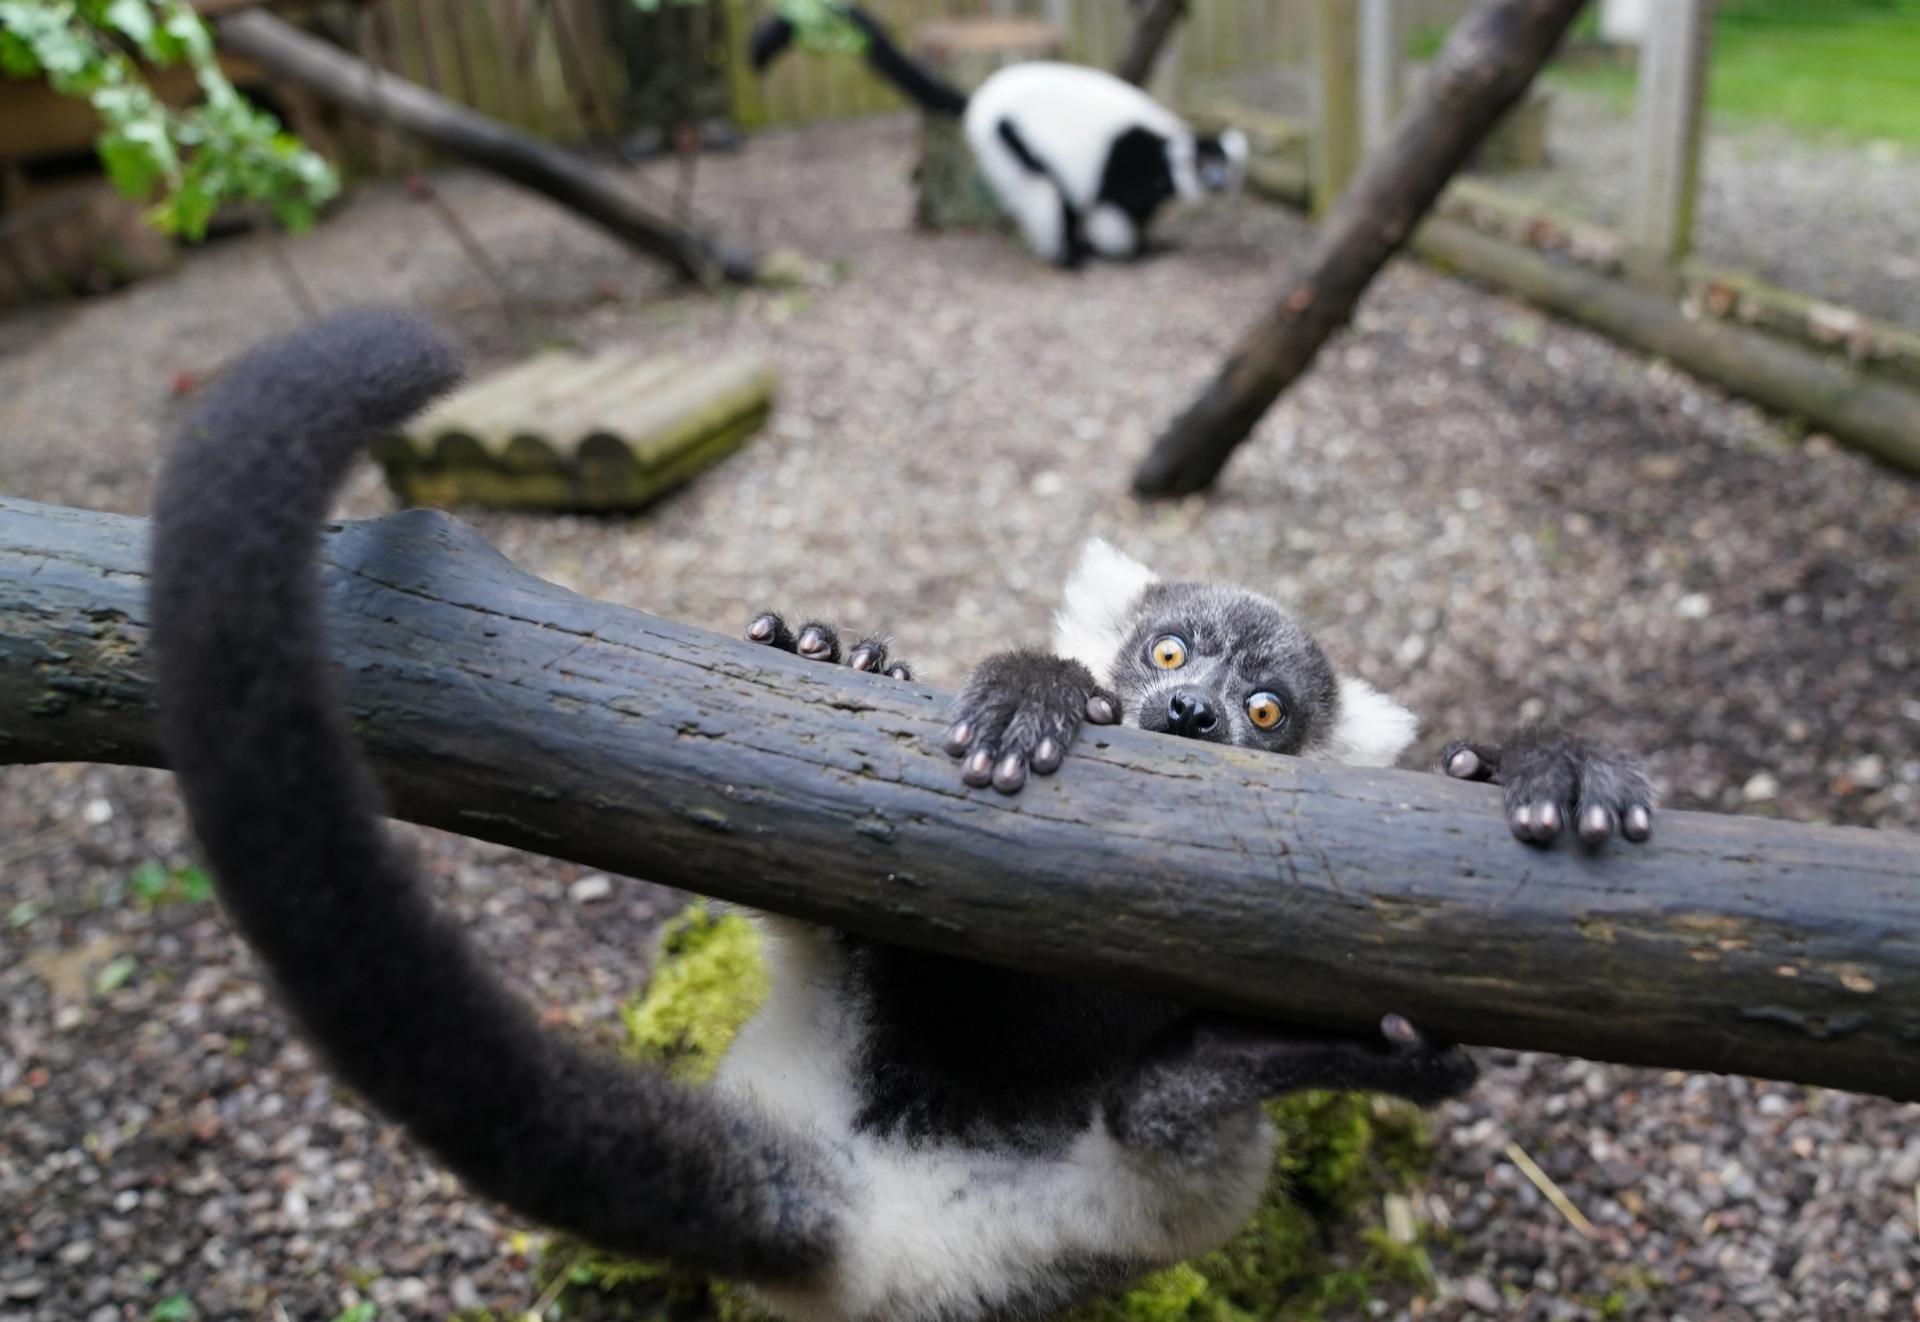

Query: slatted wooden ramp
[375,346,777,511]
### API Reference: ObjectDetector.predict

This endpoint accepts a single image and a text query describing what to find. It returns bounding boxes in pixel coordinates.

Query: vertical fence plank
[1628,0,1712,264]
[1310,0,1360,213]
[1359,0,1404,153]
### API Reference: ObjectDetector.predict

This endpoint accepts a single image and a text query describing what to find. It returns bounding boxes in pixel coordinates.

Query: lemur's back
[717,918,1275,1322]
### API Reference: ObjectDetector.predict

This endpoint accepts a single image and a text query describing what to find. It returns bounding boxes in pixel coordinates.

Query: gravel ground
[4,115,1920,1321]
[1205,69,1920,331]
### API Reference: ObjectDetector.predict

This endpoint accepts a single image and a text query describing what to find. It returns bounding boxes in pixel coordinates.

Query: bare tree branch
[5,495,1918,1100]
[1114,0,1189,87]
[1132,0,1585,496]
[215,9,755,286]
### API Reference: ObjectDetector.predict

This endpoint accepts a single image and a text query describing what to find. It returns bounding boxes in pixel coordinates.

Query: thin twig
[1505,1140,1597,1239]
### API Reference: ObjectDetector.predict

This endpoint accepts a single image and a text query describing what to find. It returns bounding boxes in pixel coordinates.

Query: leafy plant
[148,1294,197,1322]
[0,0,337,237]
[128,860,214,909]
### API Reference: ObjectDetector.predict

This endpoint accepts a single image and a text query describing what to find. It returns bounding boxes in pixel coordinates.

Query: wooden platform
[375,347,777,511]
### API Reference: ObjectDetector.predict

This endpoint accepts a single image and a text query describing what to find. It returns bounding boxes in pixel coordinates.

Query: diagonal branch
[4,494,1918,1100]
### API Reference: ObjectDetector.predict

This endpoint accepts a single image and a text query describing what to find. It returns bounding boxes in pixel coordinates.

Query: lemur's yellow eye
[1246,691,1287,730]
[1150,635,1188,670]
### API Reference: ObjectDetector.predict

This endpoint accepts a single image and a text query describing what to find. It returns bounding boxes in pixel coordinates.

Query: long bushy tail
[751,4,969,117]
[149,311,835,1283]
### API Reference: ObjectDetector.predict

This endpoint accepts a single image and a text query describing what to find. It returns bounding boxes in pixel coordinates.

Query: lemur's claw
[1085,692,1120,725]
[1622,803,1654,843]
[796,622,839,663]
[746,611,796,652]
[746,611,914,682]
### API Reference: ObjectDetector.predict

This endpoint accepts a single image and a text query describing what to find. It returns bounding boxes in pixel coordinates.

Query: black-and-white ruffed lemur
[750,5,1248,268]
[150,313,1655,1322]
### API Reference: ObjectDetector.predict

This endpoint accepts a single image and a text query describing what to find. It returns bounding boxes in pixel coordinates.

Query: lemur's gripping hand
[746,611,915,680]
[943,649,1120,795]
[1441,730,1655,848]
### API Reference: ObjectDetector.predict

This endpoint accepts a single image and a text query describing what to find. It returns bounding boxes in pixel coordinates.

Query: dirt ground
[4,115,1919,1321]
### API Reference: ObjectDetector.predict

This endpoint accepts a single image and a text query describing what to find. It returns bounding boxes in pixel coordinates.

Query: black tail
[149,311,835,1283]
[749,4,969,117]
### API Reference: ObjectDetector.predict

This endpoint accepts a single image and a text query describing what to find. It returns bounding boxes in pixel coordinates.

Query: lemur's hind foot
[747,611,914,681]
[1442,731,1655,848]
[1105,1013,1476,1158]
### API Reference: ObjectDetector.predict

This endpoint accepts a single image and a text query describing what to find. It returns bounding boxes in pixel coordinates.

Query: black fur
[748,13,796,70]
[997,118,1087,268]
[753,4,970,117]
[746,611,914,681]
[840,937,1186,1152]
[148,311,839,1283]
[1094,126,1178,230]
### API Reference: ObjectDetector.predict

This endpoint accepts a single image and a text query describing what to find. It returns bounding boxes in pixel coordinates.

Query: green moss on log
[540,905,1442,1320]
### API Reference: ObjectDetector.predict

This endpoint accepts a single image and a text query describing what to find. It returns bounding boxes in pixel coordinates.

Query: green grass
[1547,0,1920,148]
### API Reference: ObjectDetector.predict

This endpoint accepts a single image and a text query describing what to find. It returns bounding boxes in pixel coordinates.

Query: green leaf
[6,899,41,929]
[94,953,138,995]
[129,861,171,903]
[149,1295,198,1322]
[0,28,38,77]
[102,0,154,52]
[330,1304,377,1322]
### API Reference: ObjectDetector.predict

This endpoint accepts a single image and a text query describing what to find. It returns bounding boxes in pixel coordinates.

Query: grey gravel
[4,114,1920,1320]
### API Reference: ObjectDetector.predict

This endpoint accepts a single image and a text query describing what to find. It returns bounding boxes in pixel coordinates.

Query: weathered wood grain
[4,495,1919,1100]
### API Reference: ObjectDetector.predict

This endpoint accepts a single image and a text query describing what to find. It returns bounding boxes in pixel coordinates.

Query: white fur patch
[724,914,1272,1322]
[1324,676,1419,768]
[1050,538,1158,679]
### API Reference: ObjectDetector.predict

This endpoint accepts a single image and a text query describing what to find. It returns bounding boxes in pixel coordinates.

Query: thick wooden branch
[1113,0,1188,87]
[214,9,755,286]
[1132,0,1585,496]
[5,495,1919,1101]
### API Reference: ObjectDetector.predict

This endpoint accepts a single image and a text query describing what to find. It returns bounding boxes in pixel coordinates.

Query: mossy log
[1215,115,1920,474]
[1410,220,1920,475]
[6,495,1920,1100]
[213,9,754,285]
[374,349,776,511]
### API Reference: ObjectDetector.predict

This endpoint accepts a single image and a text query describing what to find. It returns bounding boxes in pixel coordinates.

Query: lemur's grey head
[1195,129,1249,194]
[1051,539,1417,766]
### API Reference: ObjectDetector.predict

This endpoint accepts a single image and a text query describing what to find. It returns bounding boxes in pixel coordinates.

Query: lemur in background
[151,314,1650,1322]
[750,5,1249,268]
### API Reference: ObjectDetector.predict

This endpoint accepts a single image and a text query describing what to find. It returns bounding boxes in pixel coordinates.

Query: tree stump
[911,18,1061,232]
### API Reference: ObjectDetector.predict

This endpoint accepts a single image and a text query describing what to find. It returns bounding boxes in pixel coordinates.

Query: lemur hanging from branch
[149,312,1653,1322]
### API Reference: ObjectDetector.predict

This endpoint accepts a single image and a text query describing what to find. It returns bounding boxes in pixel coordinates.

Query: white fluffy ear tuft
[1050,538,1158,676]
[1327,676,1419,768]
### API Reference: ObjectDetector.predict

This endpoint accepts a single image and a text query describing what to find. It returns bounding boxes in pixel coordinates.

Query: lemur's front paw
[746,611,914,681]
[1443,732,1655,848]
[944,649,1119,795]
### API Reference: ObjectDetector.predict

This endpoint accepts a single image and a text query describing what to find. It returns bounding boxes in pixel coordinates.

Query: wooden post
[1359,0,1405,154]
[1310,0,1362,214]
[1627,0,1711,265]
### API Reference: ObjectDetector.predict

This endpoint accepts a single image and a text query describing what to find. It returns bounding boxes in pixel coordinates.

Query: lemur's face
[1110,582,1338,755]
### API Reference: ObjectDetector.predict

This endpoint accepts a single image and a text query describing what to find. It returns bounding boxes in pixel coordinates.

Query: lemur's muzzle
[1164,687,1226,742]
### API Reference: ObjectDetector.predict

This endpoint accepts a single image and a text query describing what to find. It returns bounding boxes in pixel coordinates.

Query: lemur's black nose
[1166,689,1220,739]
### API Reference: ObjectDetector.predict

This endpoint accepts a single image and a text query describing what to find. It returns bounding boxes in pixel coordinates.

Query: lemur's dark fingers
[1085,687,1120,726]
[1440,740,1500,782]
[794,621,841,664]
[1509,799,1564,845]
[883,659,914,682]
[746,610,797,652]
[846,636,890,674]
[1621,803,1654,843]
